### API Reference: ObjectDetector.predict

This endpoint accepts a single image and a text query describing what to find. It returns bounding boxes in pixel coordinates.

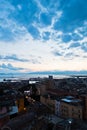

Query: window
[78,114,81,118]
[72,108,74,111]
[78,110,80,113]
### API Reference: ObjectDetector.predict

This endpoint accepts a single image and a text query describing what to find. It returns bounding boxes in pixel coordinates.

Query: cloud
[52,40,87,60]
[0,54,29,62]
[0,63,23,71]
[39,0,60,13]
[42,32,50,40]
[0,54,41,64]
[0,0,87,72]
[10,0,39,26]
[61,32,83,43]
[71,33,83,41]
[0,0,27,42]
[69,42,80,48]
[0,0,62,41]
[1,0,87,42]
[64,52,76,60]
[78,24,87,37]
[81,42,87,52]
[17,4,22,10]
[53,51,62,57]
[0,1,15,41]
[0,0,62,42]
[29,59,41,64]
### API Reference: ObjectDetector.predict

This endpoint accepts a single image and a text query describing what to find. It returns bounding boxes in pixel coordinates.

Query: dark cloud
[81,42,87,52]
[61,31,83,45]
[65,52,74,57]
[71,33,82,41]
[69,42,80,48]
[0,54,41,64]
[29,59,41,64]
[78,26,87,37]
[0,63,23,70]
[64,52,80,60]
[53,51,62,56]
[0,54,29,62]
[83,56,87,58]
[42,32,50,41]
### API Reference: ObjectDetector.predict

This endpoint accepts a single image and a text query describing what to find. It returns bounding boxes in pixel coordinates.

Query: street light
[68,119,72,130]
[65,119,72,130]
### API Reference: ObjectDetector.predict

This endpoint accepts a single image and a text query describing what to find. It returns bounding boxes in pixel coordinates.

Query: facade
[84,95,87,120]
[0,87,17,128]
[40,95,47,105]
[55,100,61,116]
[47,95,55,112]
[60,96,83,120]
[0,116,10,129]
[40,94,55,113]
[16,97,24,113]
[79,94,87,120]
[40,84,47,95]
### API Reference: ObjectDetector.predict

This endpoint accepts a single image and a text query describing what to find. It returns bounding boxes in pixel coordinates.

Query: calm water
[0,73,70,82]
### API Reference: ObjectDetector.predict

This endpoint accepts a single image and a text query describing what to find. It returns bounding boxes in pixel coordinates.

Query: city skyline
[0,0,87,73]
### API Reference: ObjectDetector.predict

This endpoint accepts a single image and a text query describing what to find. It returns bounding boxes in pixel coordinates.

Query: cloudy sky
[0,0,87,73]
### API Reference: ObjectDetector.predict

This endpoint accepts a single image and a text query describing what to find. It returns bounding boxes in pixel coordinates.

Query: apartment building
[40,94,56,113]
[0,87,18,128]
[60,96,83,120]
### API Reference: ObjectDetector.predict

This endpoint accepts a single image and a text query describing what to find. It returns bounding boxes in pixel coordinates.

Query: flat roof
[61,98,81,103]
[9,106,18,115]
[44,115,64,124]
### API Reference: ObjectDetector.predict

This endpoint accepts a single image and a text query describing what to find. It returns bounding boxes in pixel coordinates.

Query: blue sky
[0,0,87,73]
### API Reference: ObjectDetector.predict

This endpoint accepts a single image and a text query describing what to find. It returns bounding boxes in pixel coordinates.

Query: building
[0,86,17,128]
[55,100,61,116]
[1,112,35,130]
[16,96,24,113]
[60,96,83,120]
[78,94,87,120]
[40,94,58,113]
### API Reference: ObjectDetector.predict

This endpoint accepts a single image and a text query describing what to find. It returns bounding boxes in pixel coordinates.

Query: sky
[0,0,87,73]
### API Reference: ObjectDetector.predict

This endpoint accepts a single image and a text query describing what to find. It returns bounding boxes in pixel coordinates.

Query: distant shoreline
[0,73,87,82]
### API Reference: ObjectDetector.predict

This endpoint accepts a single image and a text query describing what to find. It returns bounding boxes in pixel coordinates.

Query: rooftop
[61,96,82,105]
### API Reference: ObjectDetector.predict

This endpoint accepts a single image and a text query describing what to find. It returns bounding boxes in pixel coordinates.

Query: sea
[0,73,70,82]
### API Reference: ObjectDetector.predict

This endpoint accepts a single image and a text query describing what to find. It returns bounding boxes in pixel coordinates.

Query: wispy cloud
[0,54,29,62]
[1,0,87,42]
[0,0,87,72]
[0,63,24,71]
[53,51,62,57]
[0,54,42,64]
[69,42,80,48]
[0,0,27,42]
